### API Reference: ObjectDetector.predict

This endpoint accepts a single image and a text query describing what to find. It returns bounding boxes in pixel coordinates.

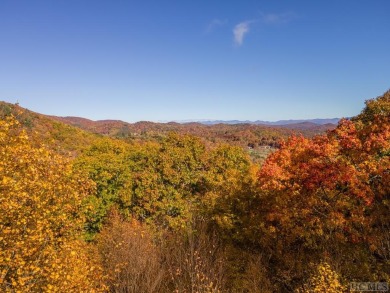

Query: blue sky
[0,0,389,122]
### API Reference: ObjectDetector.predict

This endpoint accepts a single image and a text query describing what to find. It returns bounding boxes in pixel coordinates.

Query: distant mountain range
[175,118,340,126]
[0,101,340,154]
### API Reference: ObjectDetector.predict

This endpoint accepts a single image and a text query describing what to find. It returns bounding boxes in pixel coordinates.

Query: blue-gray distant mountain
[183,118,340,126]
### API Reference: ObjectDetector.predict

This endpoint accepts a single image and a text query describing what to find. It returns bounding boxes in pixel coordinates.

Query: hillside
[0,101,337,163]
[51,115,335,136]
[49,113,335,148]
[0,102,101,156]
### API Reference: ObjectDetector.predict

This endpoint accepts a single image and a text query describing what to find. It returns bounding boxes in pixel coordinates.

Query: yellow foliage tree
[296,262,346,293]
[0,116,104,292]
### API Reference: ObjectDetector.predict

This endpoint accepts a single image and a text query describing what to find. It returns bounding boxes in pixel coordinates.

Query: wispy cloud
[233,21,252,46]
[206,18,227,33]
[232,12,295,47]
[260,12,296,25]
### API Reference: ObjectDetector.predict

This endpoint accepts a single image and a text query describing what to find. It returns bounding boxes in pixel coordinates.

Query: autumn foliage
[0,90,389,292]
[252,91,390,289]
[0,116,103,292]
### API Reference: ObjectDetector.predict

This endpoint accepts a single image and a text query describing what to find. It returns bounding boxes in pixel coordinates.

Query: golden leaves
[0,115,104,292]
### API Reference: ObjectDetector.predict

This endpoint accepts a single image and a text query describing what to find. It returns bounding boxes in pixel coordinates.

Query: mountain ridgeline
[0,101,336,162]
[185,118,340,125]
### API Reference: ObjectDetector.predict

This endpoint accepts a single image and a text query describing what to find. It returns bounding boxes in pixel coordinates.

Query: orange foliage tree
[216,91,390,290]
[257,91,389,286]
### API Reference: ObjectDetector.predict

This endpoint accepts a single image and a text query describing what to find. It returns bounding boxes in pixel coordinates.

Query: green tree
[74,137,133,237]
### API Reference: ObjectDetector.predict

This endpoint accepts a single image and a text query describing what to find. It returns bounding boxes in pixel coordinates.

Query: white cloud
[206,18,227,33]
[261,12,296,25]
[232,12,295,47]
[233,21,251,46]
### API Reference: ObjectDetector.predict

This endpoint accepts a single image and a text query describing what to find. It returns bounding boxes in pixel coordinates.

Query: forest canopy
[0,90,389,292]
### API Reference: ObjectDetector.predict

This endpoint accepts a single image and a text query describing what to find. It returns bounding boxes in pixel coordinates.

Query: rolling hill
[0,101,337,157]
